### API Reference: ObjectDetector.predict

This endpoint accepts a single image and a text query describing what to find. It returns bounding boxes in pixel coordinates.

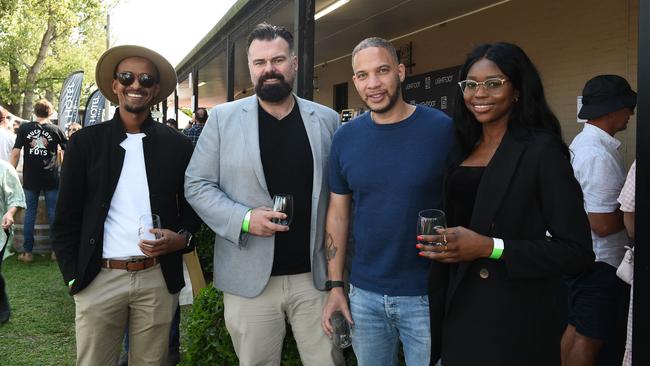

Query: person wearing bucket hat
[562,75,636,366]
[577,75,637,122]
[52,45,201,365]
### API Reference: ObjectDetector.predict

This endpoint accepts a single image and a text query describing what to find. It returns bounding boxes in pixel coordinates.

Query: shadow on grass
[0,254,76,366]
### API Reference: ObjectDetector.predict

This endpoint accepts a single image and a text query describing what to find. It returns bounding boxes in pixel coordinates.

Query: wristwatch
[177,229,193,248]
[325,280,345,291]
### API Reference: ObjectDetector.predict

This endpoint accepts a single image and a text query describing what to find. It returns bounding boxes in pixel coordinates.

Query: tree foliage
[0,0,106,119]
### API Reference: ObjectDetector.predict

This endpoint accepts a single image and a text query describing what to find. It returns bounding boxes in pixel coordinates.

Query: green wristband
[68,279,75,287]
[242,209,252,233]
[490,238,504,259]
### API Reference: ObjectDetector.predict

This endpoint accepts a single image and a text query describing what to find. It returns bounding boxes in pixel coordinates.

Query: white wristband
[490,238,504,259]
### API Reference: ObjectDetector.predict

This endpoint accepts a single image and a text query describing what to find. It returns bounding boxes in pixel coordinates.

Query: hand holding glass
[139,214,162,247]
[417,209,447,246]
[272,194,293,226]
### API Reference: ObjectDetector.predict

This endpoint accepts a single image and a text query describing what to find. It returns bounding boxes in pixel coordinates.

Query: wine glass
[417,209,447,246]
[272,194,293,226]
[138,214,162,242]
[330,311,352,349]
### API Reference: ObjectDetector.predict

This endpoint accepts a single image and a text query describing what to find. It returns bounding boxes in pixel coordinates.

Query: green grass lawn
[0,254,195,366]
[0,253,76,365]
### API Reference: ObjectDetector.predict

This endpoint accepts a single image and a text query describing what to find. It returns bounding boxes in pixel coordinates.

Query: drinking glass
[272,194,293,226]
[417,209,447,246]
[138,213,162,242]
[330,311,352,349]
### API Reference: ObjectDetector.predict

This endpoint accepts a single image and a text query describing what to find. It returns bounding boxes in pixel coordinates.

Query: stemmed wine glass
[417,209,447,246]
[272,194,293,226]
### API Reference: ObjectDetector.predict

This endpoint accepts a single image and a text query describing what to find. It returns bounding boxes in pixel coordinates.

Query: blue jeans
[349,284,430,366]
[23,189,58,253]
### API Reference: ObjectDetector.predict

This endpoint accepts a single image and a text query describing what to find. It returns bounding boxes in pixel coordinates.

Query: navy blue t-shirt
[329,105,454,296]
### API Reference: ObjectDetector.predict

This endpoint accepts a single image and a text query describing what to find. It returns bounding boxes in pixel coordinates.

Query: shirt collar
[583,123,621,150]
[111,108,155,134]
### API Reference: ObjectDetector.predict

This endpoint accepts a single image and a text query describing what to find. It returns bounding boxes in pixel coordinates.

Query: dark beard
[255,71,293,102]
[366,84,401,114]
[124,103,149,114]
[122,89,151,114]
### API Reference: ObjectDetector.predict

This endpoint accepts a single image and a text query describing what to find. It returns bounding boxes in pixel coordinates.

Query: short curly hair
[34,99,54,118]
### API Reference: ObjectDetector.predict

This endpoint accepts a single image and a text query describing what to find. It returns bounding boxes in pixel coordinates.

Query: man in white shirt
[52,45,201,365]
[0,108,15,162]
[562,74,636,366]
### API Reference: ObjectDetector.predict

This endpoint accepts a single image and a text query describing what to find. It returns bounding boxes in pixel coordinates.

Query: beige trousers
[224,272,344,366]
[73,264,178,366]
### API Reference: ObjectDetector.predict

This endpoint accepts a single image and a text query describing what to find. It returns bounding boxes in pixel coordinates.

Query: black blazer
[429,127,594,366]
[52,112,201,295]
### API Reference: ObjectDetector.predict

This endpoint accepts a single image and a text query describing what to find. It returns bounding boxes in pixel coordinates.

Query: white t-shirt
[102,133,152,259]
[569,123,628,267]
[0,128,16,162]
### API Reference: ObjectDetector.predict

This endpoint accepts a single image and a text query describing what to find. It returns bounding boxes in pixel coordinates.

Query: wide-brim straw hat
[95,45,177,105]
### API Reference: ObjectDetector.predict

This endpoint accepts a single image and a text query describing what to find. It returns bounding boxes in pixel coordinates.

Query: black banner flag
[57,71,84,128]
[83,89,106,127]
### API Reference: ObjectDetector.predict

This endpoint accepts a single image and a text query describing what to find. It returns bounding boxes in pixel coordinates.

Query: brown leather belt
[101,257,158,271]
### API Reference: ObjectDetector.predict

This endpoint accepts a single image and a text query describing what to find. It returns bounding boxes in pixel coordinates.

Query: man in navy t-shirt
[321,37,453,366]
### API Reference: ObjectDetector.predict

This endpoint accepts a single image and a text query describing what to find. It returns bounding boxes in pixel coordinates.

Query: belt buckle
[125,257,146,272]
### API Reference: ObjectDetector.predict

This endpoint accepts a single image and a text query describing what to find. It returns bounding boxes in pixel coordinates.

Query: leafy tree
[0,0,105,119]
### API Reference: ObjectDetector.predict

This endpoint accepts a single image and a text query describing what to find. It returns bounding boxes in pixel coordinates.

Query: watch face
[178,230,192,247]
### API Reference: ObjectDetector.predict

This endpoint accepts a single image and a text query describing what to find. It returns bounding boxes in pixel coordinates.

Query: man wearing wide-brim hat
[562,74,636,365]
[52,45,201,365]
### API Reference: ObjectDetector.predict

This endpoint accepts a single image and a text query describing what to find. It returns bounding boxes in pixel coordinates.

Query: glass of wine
[139,213,162,243]
[417,209,447,246]
[330,311,352,349]
[272,194,293,226]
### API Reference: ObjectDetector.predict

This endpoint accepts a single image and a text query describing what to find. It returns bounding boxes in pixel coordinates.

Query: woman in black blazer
[418,43,594,365]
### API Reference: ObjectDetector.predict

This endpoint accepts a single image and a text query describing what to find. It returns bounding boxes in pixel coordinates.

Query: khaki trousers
[224,272,344,366]
[73,264,178,366]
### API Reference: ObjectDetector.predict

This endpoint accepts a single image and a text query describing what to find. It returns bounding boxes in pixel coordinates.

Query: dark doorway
[635,0,649,363]
[333,82,348,113]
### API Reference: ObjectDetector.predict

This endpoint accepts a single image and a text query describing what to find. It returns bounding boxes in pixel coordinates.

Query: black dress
[445,166,485,228]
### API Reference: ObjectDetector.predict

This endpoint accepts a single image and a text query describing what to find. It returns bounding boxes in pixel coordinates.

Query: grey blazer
[184,95,339,298]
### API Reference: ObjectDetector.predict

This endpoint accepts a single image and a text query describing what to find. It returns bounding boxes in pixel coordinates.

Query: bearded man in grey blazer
[185,23,343,366]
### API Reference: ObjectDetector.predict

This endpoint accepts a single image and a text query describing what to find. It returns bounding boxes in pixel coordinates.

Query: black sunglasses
[114,71,157,88]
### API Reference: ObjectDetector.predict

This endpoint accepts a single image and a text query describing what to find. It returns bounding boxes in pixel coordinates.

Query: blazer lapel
[446,128,528,307]
[296,96,322,204]
[240,96,270,194]
[470,130,527,234]
[296,97,322,258]
[108,118,126,196]
[141,120,156,199]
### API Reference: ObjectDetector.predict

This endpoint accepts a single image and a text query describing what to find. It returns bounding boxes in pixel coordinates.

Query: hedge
[186,224,402,365]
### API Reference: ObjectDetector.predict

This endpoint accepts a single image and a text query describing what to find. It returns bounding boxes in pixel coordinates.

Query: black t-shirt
[258,101,314,276]
[14,121,67,190]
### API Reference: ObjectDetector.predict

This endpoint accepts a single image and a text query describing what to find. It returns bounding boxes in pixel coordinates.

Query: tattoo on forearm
[326,233,337,262]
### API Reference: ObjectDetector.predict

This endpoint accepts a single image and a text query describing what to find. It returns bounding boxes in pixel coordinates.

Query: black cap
[578,75,636,120]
